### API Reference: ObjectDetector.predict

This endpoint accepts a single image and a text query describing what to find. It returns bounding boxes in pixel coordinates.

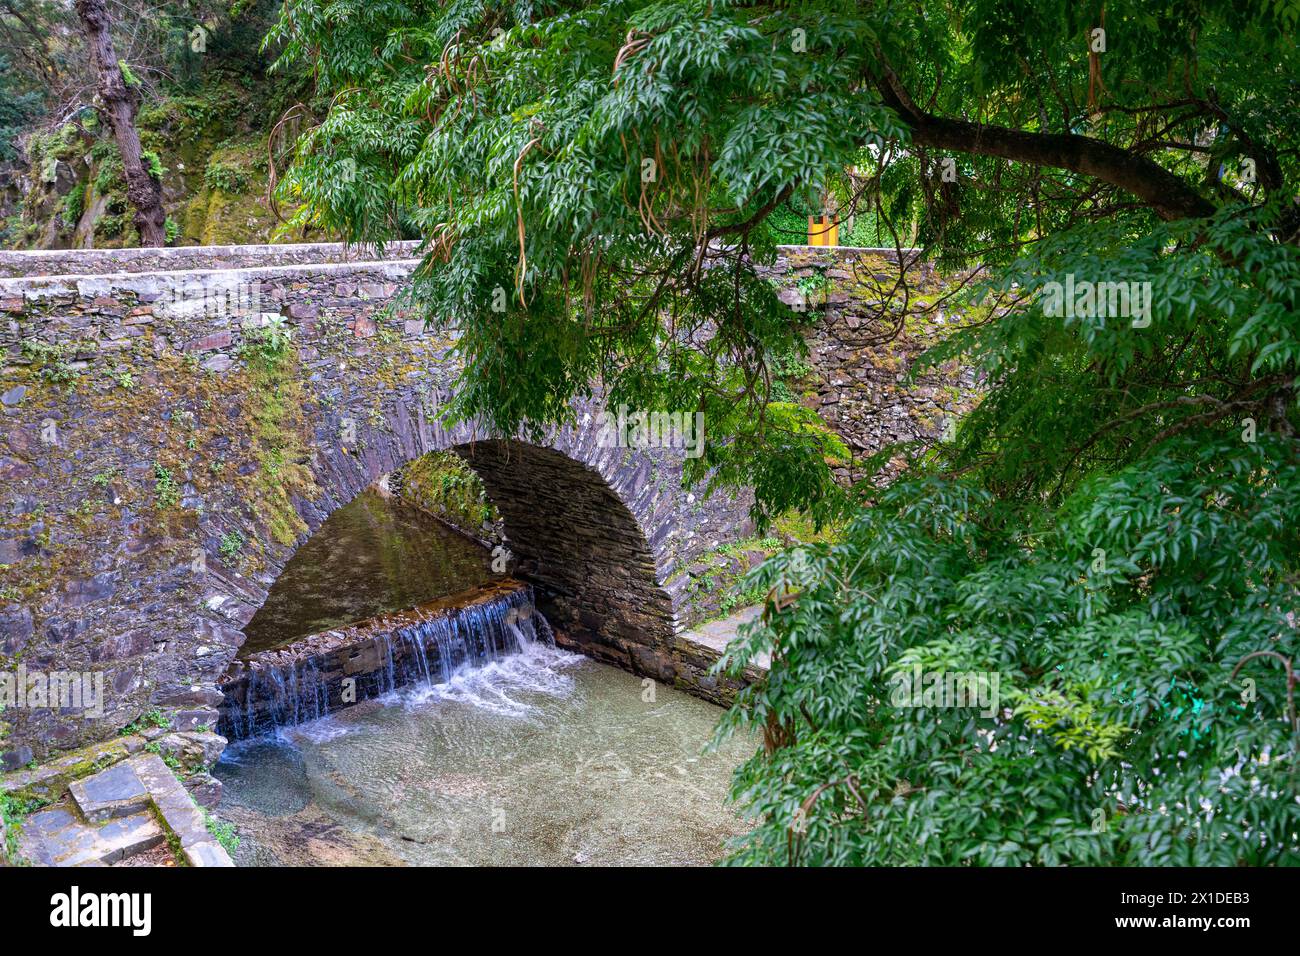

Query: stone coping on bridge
[0,239,425,279]
[0,255,420,300]
[0,242,931,307]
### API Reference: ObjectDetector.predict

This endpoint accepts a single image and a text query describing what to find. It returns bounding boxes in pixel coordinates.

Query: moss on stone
[0,736,142,806]
[396,451,500,541]
[239,350,319,548]
[185,188,276,245]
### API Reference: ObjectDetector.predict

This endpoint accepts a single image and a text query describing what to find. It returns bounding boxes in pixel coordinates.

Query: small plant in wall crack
[91,466,121,488]
[238,315,294,366]
[144,741,184,773]
[20,339,80,386]
[154,462,180,508]
[203,810,240,855]
[218,531,244,562]
[121,709,171,735]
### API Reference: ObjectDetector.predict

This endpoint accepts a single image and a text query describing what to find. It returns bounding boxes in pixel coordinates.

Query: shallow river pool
[213,642,754,866]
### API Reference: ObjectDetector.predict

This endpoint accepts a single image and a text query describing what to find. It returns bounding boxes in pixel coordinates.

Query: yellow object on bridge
[807,215,839,246]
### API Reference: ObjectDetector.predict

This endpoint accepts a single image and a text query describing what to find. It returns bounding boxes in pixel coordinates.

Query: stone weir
[217,580,548,740]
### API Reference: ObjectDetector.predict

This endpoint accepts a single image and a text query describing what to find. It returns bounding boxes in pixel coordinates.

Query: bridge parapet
[0,239,422,279]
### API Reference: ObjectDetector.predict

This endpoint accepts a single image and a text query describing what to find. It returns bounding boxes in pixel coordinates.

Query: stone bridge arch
[0,240,973,767]
[221,405,743,689]
[0,247,751,764]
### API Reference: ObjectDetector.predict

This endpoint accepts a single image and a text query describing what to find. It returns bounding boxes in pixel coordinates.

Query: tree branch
[873,61,1217,223]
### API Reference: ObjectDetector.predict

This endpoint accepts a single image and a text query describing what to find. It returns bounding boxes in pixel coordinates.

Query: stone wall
[663,247,979,624]
[0,242,977,767]
[0,240,422,279]
[761,247,980,485]
[0,254,748,765]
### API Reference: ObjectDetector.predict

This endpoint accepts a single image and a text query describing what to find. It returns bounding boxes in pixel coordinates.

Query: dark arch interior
[451,440,676,674]
[236,484,495,656]
[237,439,677,678]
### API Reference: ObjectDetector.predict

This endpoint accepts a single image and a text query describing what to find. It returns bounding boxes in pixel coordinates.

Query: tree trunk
[73,0,166,246]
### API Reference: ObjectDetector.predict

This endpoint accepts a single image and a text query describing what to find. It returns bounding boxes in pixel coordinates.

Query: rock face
[0,242,975,767]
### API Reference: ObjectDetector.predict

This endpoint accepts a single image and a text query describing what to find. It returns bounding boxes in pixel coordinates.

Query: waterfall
[218,584,555,741]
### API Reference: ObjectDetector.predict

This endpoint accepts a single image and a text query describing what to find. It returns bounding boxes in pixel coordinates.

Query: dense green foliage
[0,0,310,248]
[397,451,501,538]
[273,0,1299,864]
[0,54,44,162]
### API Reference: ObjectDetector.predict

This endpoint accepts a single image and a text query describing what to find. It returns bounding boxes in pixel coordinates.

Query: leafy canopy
[270,0,1300,864]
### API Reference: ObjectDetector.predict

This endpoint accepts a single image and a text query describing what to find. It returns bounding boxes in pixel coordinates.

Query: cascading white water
[219,586,558,741]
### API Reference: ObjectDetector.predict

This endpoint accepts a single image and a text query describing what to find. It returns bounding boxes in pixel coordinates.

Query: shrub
[60,184,86,228]
[204,160,250,194]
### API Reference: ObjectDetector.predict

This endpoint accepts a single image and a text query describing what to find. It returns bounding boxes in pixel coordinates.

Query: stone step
[17,754,234,867]
[20,806,94,867]
[68,760,151,823]
[130,754,234,867]
[95,813,167,864]
[19,805,164,866]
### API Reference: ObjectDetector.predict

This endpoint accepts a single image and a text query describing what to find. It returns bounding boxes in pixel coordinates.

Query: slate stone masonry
[0,240,423,279]
[0,250,747,763]
[0,242,974,766]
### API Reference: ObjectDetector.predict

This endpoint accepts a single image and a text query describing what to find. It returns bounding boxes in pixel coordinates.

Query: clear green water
[213,642,755,866]
[240,488,494,656]
[220,484,753,865]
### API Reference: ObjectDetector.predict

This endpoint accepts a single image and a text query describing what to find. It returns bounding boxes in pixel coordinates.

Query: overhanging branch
[873,63,1217,223]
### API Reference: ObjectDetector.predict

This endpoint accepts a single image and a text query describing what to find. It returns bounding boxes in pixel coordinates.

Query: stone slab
[129,754,230,863]
[682,606,769,670]
[20,809,99,866]
[0,735,147,804]
[183,840,234,868]
[94,813,166,864]
[68,760,150,822]
[18,804,162,866]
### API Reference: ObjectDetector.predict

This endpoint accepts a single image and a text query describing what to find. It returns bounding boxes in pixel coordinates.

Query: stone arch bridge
[0,241,971,765]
